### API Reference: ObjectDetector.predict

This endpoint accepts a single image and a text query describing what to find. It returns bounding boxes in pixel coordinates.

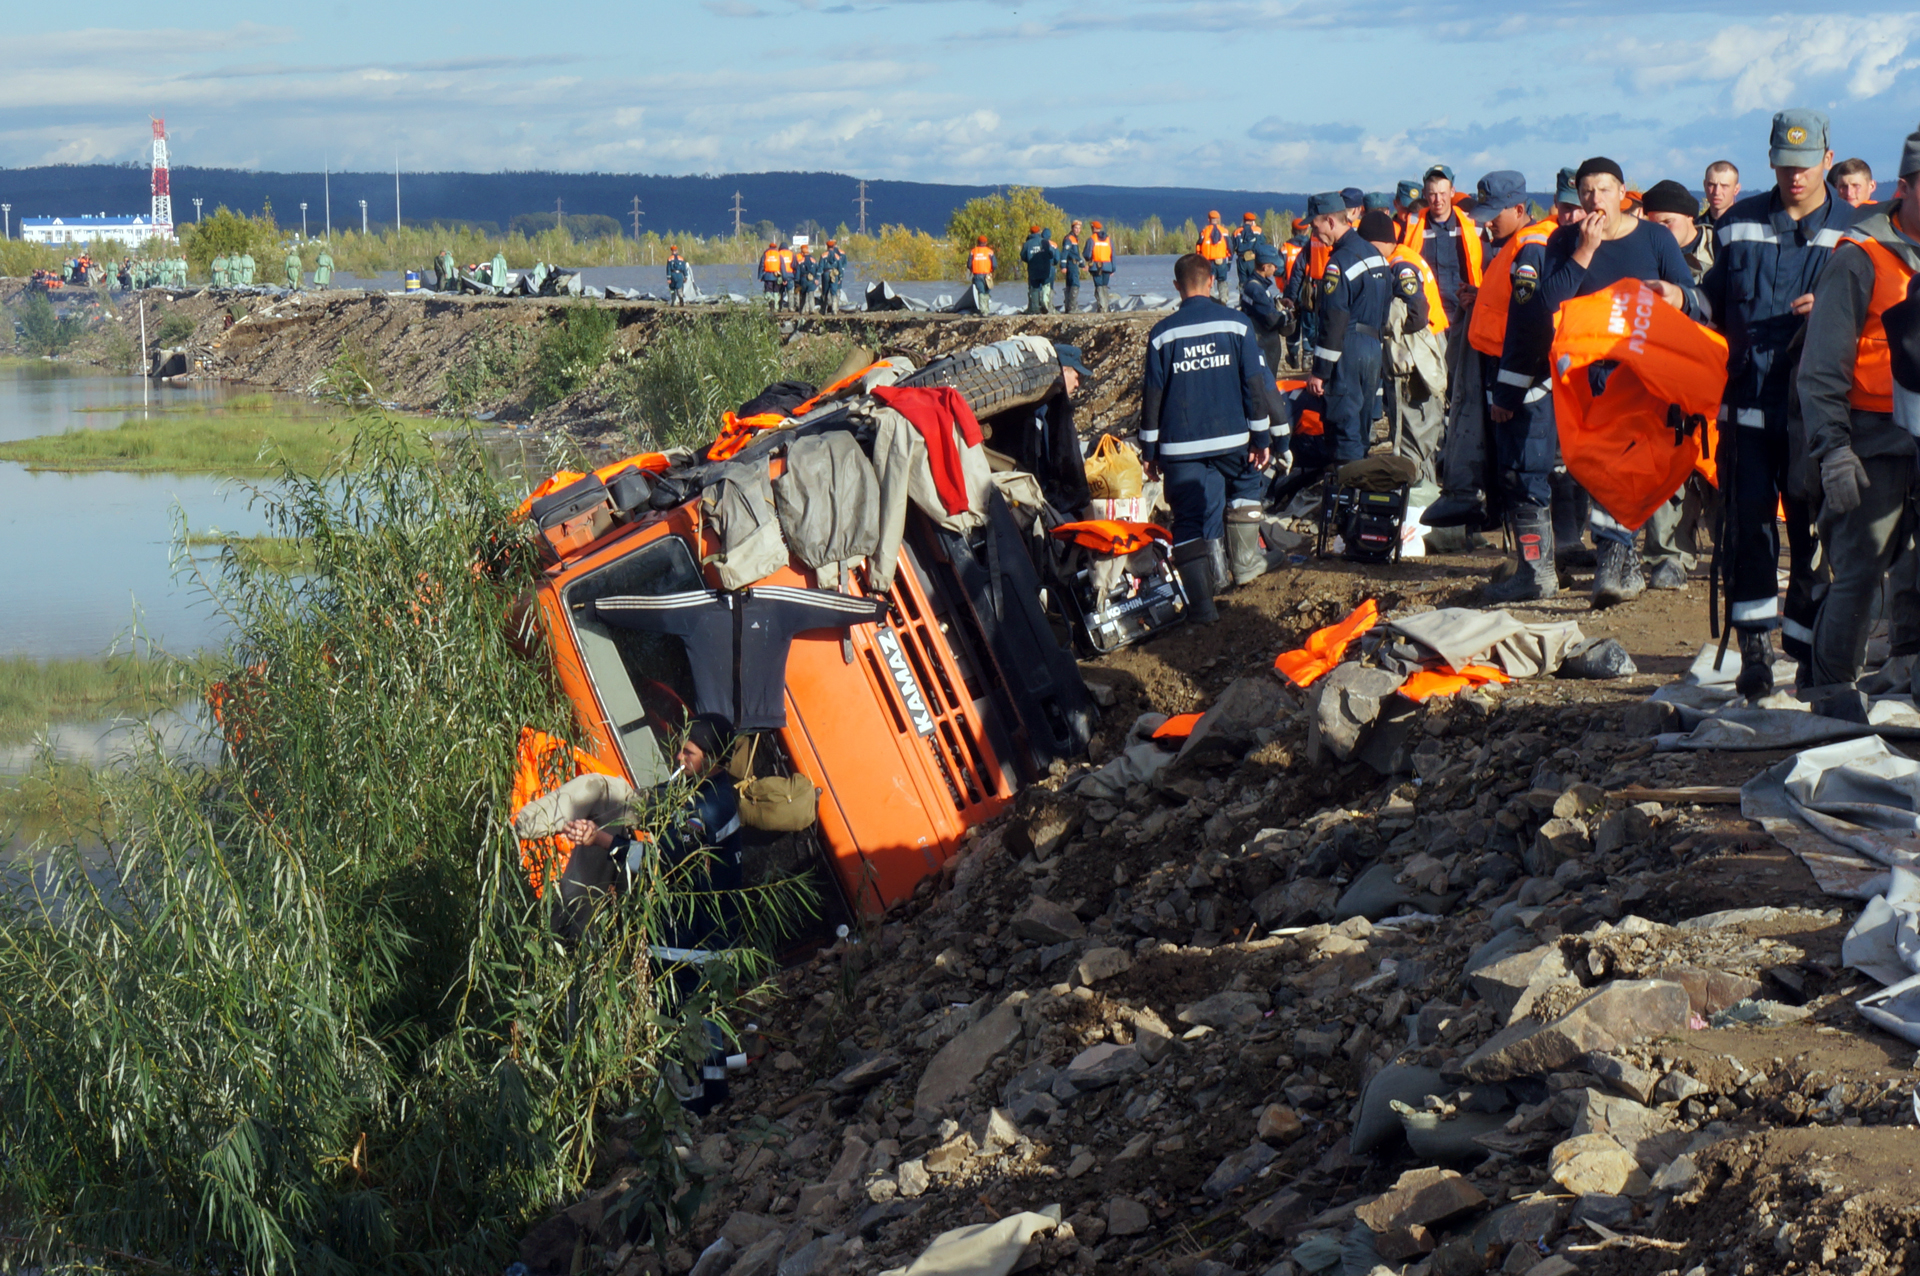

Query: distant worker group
[1138,109,1918,712]
[756,239,847,312]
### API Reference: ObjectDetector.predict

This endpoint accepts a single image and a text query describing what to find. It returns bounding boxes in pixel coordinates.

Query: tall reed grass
[0,422,815,1272]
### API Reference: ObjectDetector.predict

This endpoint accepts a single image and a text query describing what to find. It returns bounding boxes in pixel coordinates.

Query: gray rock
[728,1234,785,1276]
[689,1236,736,1276]
[1527,818,1591,876]
[1076,946,1133,984]
[1456,980,1694,1083]
[1202,1141,1279,1200]
[1580,1052,1659,1105]
[896,1158,928,1197]
[1549,1134,1647,1197]
[1180,990,1268,1029]
[1175,676,1294,766]
[1006,793,1082,859]
[1064,1042,1145,1088]
[914,996,1025,1117]
[1011,897,1085,944]
[1470,942,1574,1025]
[828,1052,902,1095]
[976,1107,1021,1155]
[1567,1089,1689,1172]
[1569,1193,1636,1230]
[1243,1188,1308,1240]
[720,1212,784,1248]
[1654,1070,1708,1105]
[1650,1153,1698,1193]
[776,1232,844,1276]
[1307,664,1404,765]
[1108,1196,1152,1236]
[1355,1166,1489,1232]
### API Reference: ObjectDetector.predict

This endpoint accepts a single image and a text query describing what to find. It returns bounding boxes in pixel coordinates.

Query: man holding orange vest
[1197,211,1233,301]
[1795,126,1920,691]
[1085,221,1116,311]
[1702,110,1849,695]
[968,236,997,314]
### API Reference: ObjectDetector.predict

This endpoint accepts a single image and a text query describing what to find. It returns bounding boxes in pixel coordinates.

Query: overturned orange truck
[519,343,1099,917]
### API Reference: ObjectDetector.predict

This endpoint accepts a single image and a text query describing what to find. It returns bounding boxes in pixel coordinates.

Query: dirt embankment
[518,552,1920,1276]
[8,281,1160,446]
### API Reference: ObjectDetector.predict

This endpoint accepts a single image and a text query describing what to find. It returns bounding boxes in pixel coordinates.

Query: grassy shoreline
[0,395,436,474]
[0,654,179,746]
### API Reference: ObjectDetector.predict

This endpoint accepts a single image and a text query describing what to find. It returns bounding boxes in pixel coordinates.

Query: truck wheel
[900,347,1060,417]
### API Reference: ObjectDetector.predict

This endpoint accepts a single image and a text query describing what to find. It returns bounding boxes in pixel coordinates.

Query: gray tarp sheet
[1385,608,1585,678]
[1651,644,1920,751]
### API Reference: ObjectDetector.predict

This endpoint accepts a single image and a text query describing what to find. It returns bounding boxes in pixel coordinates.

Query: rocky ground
[527,554,1920,1276]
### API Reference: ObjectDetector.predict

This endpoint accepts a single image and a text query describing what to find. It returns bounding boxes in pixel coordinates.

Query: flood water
[0,361,270,660]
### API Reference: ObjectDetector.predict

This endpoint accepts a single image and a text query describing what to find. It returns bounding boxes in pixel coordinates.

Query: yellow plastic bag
[1085,434,1145,500]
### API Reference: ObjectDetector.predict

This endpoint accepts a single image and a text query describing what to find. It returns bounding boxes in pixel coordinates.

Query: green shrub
[442,324,535,414]
[947,186,1070,283]
[154,311,196,345]
[528,303,618,409]
[0,423,815,1272]
[606,309,784,450]
[10,290,83,355]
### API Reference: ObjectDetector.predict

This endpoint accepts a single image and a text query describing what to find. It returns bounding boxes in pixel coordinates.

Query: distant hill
[0,165,1315,239]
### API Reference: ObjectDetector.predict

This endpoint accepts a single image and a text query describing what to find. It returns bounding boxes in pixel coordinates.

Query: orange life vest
[1466,218,1556,358]
[778,249,795,275]
[1088,234,1113,265]
[1846,236,1919,413]
[1281,241,1303,286]
[1198,224,1230,263]
[1396,207,1485,288]
[761,247,782,275]
[512,450,673,522]
[1049,520,1171,556]
[512,727,625,897]
[1550,280,1728,531]
[969,246,995,276]
[1274,599,1379,688]
[1388,245,1449,334]
[1277,378,1322,435]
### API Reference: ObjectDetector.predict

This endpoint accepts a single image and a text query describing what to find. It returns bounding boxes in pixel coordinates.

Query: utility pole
[191,198,202,223]
[359,199,368,236]
[324,159,331,241]
[300,202,308,240]
[555,197,563,236]
[854,180,869,234]
[731,190,745,238]
[630,196,643,239]
[394,151,401,232]
[2,205,9,240]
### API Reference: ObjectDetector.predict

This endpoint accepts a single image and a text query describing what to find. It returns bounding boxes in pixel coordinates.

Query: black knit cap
[684,713,731,764]
[1574,156,1625,185]
[1357,210,1398,243]
[1641,180,1701,218]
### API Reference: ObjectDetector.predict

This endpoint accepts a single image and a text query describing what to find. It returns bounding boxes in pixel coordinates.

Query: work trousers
[821,284,840,314]
[1717,412,1819,658]
[1212,267,1230,302]
[971,280,992,314]
[1092,282,1112,312]
[1062,284,1079,315]
[1026,284,1052,315]
[1164,452,1266,543]
[763,282,780,307]
[1641,490,1695,570]
[668,286,685,307]
[1390,367,1445,495]
[1810,450,1917,687]
[1323,332,1383,464]
[1485,357,1556,509]
[795,287,814,314]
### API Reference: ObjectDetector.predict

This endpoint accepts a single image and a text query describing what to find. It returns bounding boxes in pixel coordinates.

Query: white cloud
[1627,16,1920,112]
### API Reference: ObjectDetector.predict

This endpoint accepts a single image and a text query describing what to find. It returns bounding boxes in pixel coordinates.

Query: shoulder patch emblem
[1513,277,1538,304]
[1398,273,1420,296]
[1243,250,1256,261]
[1323,274,1339,295]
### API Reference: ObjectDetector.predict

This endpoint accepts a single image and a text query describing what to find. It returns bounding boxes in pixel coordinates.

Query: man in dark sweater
[1796,127,1920,690]
[1536,156,1705,607]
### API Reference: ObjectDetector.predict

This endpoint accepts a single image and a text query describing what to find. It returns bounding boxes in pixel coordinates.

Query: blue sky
[8,0,1920,195]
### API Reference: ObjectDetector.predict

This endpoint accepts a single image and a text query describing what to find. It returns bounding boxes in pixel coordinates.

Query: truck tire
[900,347,1060,418]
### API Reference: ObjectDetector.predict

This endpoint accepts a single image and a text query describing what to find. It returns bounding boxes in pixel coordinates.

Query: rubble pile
[527,577,1920,1276]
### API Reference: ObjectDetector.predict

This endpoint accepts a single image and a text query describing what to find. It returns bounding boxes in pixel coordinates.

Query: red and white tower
[150,117,174,237]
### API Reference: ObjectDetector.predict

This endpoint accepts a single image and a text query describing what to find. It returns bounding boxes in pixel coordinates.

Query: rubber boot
[1422,490,1487,529]
[1591,538,1645,608]
[1734,627,1775,700]
[1226,517,1268,586]
[1483,504,1557,603]
[1207,537,1232,597]
[1175,541,1218,624]
[1551,471,1596,568]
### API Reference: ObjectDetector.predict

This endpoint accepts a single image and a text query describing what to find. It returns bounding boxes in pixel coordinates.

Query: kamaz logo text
[875,627,936,736]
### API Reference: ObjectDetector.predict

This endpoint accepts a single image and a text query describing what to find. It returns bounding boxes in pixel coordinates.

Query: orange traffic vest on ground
[1846,236,1919,413]
[1049,520,1171,556]
[1397,208,1485,288]
[970,246,995,276]
[1198,224,1230,262]
[1088,234,1113,265]
[1467,218,1556,358]
[761,247,782,275]
[1550,280,1728,530]
[1388,245,1449,334]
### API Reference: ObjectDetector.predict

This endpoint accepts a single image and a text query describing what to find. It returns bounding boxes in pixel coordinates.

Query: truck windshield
[561,535,704,786]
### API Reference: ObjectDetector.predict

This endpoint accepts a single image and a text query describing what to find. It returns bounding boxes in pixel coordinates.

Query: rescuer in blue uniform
[1021,225,1057,314]
[1231,213,1264,295]
[666,245,690,305]
[1140,252,1275,624]
[1701,109,1850,697]
[1308,193,1391,465]
[1240,238,1292,377]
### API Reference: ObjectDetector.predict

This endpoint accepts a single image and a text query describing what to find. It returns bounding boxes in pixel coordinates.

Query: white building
[21,214,176,248]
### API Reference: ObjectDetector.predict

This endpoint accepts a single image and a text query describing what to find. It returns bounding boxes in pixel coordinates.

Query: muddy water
[0,362,272,660]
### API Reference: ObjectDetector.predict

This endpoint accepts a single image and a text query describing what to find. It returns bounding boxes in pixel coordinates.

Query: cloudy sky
[8,0,1920,193]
